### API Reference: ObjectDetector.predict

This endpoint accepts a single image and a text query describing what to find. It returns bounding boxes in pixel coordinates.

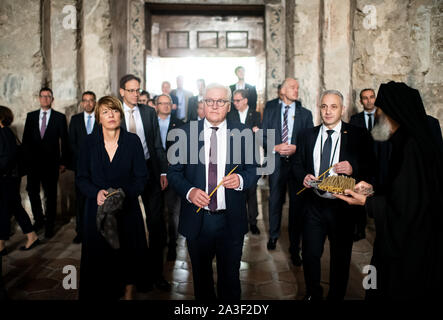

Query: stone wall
[292,0,442,126]
[0,0,43,136]
[0,0,115,136]
[352,0,443,121]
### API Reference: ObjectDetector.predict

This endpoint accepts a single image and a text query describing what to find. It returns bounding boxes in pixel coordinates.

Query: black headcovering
[375,81,440,158]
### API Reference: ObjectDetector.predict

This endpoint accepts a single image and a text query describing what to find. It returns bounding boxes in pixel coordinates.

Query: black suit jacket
[349,111,378,131]
[167,120,260,240]
[22,109,70,170]
[230,83,258,111]
[68,112,98,171]
[227,108,261,129]
[120,104,168,179]
[262,99,313,171]
[165,115,185,153]
[293,122,376,189]
[186,95,200,122]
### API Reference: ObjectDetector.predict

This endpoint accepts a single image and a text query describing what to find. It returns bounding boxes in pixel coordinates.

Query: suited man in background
[156,94,185,261]
[261,78,313,266]
[187,79,205,122]
[229,66,258,111]
[293,90,375,300]
[170,76,193,122]
[168,83,259,300]
[350,88,377,131]
[349,88,378,241]
[68,91,98,244]
[22,87,70,239]
[228,89,261,234]
[119,74,171,291]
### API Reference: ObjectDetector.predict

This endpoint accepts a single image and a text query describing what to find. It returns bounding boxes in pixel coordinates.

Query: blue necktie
[86,115,92,135]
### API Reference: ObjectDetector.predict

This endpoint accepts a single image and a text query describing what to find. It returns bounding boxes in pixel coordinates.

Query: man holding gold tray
[293,90,375,300]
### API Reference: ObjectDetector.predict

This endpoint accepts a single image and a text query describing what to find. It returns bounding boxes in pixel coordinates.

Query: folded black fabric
[96,187,125,249]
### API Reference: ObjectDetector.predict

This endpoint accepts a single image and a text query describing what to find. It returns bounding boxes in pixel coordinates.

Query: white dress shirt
[123,103,150,160]
[186,119,244,210]
[235,83,245,90]
[238,106,249,124]
[313,121,342,199]
[39,108,52,131]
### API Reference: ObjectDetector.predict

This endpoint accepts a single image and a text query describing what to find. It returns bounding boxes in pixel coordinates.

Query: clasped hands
[274,143,297,157]
[189,174,240,208]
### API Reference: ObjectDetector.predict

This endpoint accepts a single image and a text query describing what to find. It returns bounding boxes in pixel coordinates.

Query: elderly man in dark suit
[261,78,313,266]
[229,66,258,111]
[119,74,170,291]
[156,93,185,261]
[228,89,261,234]
[22,87,70,239]
[293,90,375,300]
[168,83,259,300]
[68,91,98,243]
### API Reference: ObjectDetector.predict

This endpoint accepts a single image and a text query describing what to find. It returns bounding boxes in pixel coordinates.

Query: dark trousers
[302,195,354,299]
[74,186,86,238]
[141,161,167,280]
[0,177,33,240]
[26,167,59,231]
[268,158,302,252]
[187,212,244,301]
[246,185,258,226]
[164,187,181,250]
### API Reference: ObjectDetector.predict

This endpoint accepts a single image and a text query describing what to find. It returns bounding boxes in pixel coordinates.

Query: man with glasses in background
[22,87,70,239]
[68,91,98,243]
[228,89,261,235]
[119,74,171,291]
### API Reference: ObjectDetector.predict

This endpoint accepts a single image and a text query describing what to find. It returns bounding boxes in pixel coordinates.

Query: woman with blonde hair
[76,96,149,300]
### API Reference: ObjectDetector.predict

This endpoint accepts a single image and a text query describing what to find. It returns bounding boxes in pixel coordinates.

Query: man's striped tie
[282,105,289,143]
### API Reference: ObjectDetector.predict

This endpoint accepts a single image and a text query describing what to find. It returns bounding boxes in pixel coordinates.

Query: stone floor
[1,184,373,300]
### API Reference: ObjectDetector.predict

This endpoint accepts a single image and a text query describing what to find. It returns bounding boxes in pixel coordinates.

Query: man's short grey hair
[320,90,344,106]
[203,83,232,102]
[154,93,172,105]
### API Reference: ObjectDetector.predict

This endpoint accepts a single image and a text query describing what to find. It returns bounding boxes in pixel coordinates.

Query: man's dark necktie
[208,127,218,211]
[319,130,334,180]
[367,113,373,132]
[281,105,289,143]
[40,111,47,139]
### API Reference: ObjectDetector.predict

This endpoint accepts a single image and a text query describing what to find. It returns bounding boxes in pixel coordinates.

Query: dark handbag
[96,188,126,249]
